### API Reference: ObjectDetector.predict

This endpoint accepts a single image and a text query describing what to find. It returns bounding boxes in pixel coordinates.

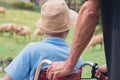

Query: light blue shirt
[5,37,82,80]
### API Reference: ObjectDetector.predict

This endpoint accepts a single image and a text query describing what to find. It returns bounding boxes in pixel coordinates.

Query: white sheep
[0,24,7,35]
[33,28,44,41]
[0,23,16,36]
[14,26,31,41]
[0,7,6,17]
[87,34,103,49]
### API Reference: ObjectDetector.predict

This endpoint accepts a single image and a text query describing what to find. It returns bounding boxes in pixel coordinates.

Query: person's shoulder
[26,41,47,50]
[23,41,42,50]
[28,41,41,46]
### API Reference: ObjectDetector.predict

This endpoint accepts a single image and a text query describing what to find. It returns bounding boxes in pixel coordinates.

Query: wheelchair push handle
[80,61,108,80]
[34,59,52,80]
[90,63,108,80]
[79,61,98,79]
[79,61,98,69]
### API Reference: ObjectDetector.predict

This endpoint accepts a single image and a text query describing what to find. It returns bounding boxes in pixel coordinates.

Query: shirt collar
[42,37,68,45]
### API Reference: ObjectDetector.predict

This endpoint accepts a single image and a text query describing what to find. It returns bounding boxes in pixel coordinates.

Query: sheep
[32,19,44,41]
[0,57,13,72]
[0,23,16,36]
[87,34,103,49]
[0,24,7,35]
[5,23,17,36]
[33,28,44,41]
[0,65,3,72]
[0,59,4,72]
[93,26,103,35]
[0,60,3,66]
[14,26,31,42]
[0,7,6,17]
[4,57,13,66]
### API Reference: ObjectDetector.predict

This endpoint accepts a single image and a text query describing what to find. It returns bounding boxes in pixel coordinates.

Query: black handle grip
[97,72,108,80]
[91,63,99,79]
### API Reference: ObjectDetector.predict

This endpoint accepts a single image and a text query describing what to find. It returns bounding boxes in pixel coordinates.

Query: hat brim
[37,9,78,34]
[69,9,78,27]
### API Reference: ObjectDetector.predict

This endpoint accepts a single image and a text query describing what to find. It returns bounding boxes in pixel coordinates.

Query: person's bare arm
[46,0,101,80]
[66,0,101,71]
[0,74,12,80]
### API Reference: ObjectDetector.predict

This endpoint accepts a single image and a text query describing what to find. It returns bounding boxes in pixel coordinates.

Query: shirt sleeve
[75,56,82,70]
[5,45,31,80]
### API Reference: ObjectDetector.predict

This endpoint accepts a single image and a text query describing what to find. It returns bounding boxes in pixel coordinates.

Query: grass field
[0,4,106,79]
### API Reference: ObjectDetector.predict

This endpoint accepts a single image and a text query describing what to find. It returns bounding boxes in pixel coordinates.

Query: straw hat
[38,0,78,34]
[39,0,49,7]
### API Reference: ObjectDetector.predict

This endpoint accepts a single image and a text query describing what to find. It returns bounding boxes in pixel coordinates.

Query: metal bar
[34,59,52,80]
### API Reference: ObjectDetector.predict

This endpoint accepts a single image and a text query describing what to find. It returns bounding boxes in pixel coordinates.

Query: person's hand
[96,65,108,80]
[46,61,81,80]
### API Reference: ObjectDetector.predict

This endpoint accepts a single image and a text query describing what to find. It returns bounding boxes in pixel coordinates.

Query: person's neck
[44,30,69,39]
[44,34,66,39]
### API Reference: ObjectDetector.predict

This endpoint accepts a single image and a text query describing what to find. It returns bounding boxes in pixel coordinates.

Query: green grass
[82,46,106,78]
[0,4,106,78]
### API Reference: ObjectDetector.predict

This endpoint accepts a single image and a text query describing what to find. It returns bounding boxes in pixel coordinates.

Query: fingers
[96,71,108,80]
[46,61,69,80]
[47,64,59,80]
[46,64,53,76]
[95,69,100,77]
[46,64,54,80]
[48,71,54,80]
[105,77,108,80]
[95,65,108,80]
[72,69,81,74]
[96,69,102,79]
[53,71,60,80]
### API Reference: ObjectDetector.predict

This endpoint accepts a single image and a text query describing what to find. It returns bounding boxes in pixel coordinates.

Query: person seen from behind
[0,0,82,80]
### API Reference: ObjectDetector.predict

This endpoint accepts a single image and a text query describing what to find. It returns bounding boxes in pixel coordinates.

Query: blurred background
[0,0,105,79]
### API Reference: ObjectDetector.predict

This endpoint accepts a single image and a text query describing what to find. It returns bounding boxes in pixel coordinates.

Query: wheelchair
[33,60,107,80]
